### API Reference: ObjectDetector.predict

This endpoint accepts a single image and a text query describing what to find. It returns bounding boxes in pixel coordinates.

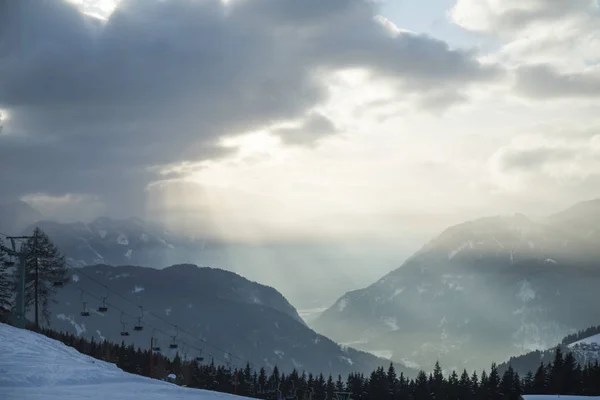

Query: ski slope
[0,323,250,400]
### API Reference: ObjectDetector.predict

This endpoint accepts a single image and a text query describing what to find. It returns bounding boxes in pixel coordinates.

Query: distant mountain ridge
[47,264,414,377]
[22,217,203,268]
[313,200,600,372]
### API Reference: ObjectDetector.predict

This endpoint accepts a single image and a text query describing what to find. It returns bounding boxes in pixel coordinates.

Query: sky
[1,0,600,244]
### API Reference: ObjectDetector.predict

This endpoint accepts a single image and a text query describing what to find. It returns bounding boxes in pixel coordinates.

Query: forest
[24,324,600,400]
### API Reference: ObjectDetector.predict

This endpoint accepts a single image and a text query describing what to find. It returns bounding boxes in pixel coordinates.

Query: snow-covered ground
[569,333,600,347]
[522,396,600,400]
[0,323,249,400]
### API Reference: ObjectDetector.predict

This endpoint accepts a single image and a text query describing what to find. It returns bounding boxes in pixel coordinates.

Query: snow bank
[0,323,249,400]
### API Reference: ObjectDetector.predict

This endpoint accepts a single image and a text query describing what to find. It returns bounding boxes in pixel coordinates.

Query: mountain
[0,322,250,400]
[46,264,412,377]
[22,217,202,268]
[0,200,43,234]
[19,216,410,310]
[313,200,600,372]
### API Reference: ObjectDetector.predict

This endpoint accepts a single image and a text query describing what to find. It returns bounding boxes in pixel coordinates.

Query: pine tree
[20,227,68,326]
[532,362,548,394]
[550,346,564,394]
[0,238,14,312]
[458,369,472,400]
[387,363,397,400]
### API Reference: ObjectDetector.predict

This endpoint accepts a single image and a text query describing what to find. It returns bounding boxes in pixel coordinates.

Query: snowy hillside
[0,322,250,400]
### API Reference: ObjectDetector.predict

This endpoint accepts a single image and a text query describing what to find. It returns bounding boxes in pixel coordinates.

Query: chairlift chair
[151,330,161,352]
[169,327,178,349]
[80,291,91,316]
[120,312,129,336]
[133,306,144,331]
[98,288,109,312]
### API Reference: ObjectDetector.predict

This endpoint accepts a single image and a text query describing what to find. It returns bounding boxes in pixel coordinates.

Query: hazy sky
[2,0,600,243]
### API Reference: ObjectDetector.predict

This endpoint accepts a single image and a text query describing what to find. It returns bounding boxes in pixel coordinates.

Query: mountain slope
[47,264,412,377]
[0,322,250,400]
[313,201,600,372]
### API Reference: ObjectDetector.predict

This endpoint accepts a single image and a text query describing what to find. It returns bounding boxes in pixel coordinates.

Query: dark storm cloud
[515,64,600,99]
[0,0,498,215]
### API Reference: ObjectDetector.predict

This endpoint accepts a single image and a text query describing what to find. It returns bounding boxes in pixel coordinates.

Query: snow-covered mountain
[313,200,600,372]
[22,217,202,268]
[0,322,250,400]
[46,264,412,377]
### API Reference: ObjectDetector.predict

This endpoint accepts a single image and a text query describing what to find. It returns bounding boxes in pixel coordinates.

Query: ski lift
[151,329,161,352]
[120,312,129,336]
[98,286,108,313]
[80,290,91,317]
[169,326,178,349]
[195,348,204,362]
[133,306,144,331]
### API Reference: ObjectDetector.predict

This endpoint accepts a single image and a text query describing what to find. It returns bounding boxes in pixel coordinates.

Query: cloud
[490,131,600,193]
[21,193,106,222]
[515,64,600,99]
[273,112,338,146]
[0,0,497,217]
[451,0,597,36]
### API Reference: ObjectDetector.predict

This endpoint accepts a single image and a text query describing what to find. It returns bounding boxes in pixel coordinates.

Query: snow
[140,233,149,242]
[390,287,405,299]
[98,229,107,239]
[56,314,86,336]
[165,308,171,316]
[522,397,600,400]
[545,258,558,264]
[117,233,129,245]
[96,330,105,341]
[517,279,536,303]
[124,249,133,259]
[274,350,284,359]
[71,274,79,283]
[0,323,251,400]
[448,241,473,259]
[569,333,600,347]
[369,350,393,360]
[132,285,144,294]
[382,317,399,331]
[337,298,348,312]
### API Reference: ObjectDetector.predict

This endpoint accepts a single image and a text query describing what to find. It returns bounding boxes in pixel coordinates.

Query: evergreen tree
[387,363,397,400]
[458,369,472,400]
[431,361,445,400]
[0,238,14,312]
[549,346,564,394]
[487,363,501,400]
[20,227,68,326]
[532,362,548,394]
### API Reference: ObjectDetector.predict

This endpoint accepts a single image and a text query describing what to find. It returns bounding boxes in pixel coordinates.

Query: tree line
[21,325,600,399]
